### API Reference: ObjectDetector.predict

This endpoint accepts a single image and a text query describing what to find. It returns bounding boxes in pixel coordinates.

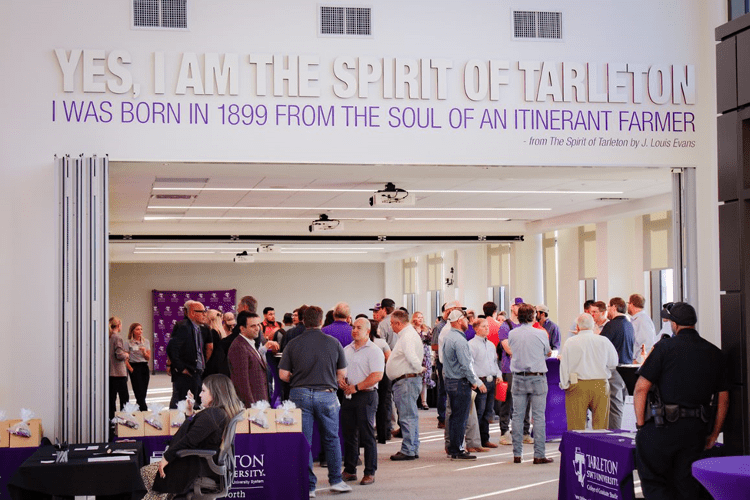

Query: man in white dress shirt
[468,317,502,448]
[559,313,618,430]
[385,310,424,461]
[628,294,656,363]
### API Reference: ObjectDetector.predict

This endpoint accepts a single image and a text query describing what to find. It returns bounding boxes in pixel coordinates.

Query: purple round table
[692,456,750,499]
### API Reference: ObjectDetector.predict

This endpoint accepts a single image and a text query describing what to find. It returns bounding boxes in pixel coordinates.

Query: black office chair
[174,410,245,500]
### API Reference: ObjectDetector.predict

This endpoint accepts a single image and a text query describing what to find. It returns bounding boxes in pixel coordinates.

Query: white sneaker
[330,481,352,493]
[499,432,512,445]
[309,490,316,498]
[523,434,534,444]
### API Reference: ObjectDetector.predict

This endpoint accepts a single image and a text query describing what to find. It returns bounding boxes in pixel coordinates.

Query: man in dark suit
[228,311,279,407]
[167,300,208,408]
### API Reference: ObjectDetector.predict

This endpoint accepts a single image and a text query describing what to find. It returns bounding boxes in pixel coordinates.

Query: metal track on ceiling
[109,234,524,243]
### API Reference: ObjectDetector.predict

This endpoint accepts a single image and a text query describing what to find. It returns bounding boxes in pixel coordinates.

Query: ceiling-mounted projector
[369,182,415,207]
[233,251,254,263]
[257,244,278,253]
[309,214,343,232]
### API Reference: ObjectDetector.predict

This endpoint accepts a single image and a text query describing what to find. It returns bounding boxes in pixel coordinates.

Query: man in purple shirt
[322,302,354,348]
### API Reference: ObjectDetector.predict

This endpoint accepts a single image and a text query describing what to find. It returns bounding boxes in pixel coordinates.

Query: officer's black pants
[635,419,711,500]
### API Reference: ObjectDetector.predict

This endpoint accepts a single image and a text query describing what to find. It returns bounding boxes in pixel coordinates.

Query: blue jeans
[511,374,548,458]
[290,388,342,490]
[444,378,473,454]
[392,376,421,456]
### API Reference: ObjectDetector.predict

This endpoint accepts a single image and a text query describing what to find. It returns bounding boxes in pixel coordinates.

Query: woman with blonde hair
[141,374,244,499]
[203,309,228,378]
[126,322,151,411]
[411,312,435,410]
[108,316,129,438]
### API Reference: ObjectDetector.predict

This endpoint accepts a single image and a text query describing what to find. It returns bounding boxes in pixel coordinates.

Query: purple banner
[135,433,309,500]
[0,447,37,500]
[558,430,636,500]
[152,289,236,372]
[545,357,567,440]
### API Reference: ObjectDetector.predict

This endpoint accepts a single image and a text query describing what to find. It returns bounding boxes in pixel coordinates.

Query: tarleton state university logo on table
[572,445,621,499]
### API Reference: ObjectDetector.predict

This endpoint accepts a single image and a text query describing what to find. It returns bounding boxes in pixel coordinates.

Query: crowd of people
[107,291,728,499]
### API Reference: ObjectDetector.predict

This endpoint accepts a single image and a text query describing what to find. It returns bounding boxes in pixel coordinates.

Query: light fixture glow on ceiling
[151,187,623,195]
[147,205,551,211]
[143,216,510,221]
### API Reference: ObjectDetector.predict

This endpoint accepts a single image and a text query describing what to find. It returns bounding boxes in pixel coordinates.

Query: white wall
[0,0,725,438]
[110,262,385,345]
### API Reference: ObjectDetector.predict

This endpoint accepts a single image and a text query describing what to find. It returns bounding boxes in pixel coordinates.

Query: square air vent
[320,6,371,36]
[513,10,562,40]
[133,0,188,29]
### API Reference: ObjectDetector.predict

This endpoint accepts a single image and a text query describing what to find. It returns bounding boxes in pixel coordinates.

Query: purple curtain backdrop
[152,289,236,372]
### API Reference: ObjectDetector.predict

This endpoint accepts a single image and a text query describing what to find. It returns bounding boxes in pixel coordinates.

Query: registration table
[692,456,750,500]
[558,430,637,500]
[7,441,146,499]
[136,432,309,500]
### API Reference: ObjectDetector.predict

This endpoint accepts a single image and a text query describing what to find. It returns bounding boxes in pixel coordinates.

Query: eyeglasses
[194,309,207,313]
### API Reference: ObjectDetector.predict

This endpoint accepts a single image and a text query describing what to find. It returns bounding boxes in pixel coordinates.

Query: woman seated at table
[141,374,244,499]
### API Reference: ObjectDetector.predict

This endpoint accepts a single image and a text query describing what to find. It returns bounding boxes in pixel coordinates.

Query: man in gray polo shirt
[339,318,384,486]
[279,306,351,497]
[508,303,553,465]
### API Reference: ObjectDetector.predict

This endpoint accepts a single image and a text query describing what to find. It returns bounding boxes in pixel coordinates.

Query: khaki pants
[565,379,609,430]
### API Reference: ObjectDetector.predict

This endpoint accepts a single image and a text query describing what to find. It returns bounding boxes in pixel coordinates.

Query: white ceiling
[109,161,672,263]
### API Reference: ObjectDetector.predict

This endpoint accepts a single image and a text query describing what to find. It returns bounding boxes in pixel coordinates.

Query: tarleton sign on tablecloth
[137,433,309,500]
[558,430,636,500]
[152,289,236,372]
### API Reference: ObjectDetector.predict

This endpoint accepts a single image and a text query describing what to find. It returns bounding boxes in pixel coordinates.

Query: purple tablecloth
[545,357,567,439]
[558,430,636,500]
[692,456,750,500]
[134,432,309,500]
[0,447,37,500]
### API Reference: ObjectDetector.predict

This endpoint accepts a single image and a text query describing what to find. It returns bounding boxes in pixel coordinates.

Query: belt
[478,376,494,382]
[392,373,419,384]
[514,372,545,376]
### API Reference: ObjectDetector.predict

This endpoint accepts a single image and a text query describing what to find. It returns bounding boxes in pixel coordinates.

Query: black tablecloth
[7,441,146,499]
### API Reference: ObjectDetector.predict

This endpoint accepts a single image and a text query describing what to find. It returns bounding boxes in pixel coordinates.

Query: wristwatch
[354,384,359,392]
[636,423,644,430]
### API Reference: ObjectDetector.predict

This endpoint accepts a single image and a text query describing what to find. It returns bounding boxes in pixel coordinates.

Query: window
[730,0,750,20]
[133,0,188,29]
[427,253,443,292]
[403,257,418,294]
[512,10,563,40]
[488,244,511,312]
[320,6,372,36]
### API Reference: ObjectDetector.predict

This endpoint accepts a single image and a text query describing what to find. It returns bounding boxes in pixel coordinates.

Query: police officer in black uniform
[633,302,729,499]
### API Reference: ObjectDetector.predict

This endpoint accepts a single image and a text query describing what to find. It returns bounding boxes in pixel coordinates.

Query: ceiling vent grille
[321,6,371,36]
[513,10,562,40]
[133,0,187,29]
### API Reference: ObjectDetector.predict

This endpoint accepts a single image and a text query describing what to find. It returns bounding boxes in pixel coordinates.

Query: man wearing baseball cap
[634,302,729,499]
[376,298,397,349]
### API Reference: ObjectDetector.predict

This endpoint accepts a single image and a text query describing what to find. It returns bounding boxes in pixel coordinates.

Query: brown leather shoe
[513,456,522,463]
[482,442,499,448]
[467,446,489,453]
[437,421,445,429]
[533,457,554,465]
[360,475,375,485]
[341,471,357,481]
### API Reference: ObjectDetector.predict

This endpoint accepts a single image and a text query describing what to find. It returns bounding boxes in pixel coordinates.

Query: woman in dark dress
[141,374,244,499]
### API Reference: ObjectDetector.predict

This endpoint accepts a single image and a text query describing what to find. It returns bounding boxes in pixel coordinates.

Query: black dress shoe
[390,451,416,461]
[450,451,477,461]
[533,457,554,464]
[341,471,357,482]
[514,456,522,463]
